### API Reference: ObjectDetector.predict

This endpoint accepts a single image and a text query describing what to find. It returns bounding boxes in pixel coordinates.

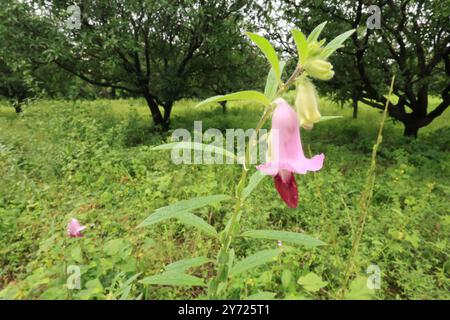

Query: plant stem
[339,75,395,299]
[208,66,304,299]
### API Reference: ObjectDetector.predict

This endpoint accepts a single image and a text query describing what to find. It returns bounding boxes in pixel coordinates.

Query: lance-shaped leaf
[264,61,286,101]
[140,272,205,287]
[246,32,281,83]
[164,256,211,273]
[241,230,326,247]
[177,212,218,238]
[230,249,282,276]
[292,29,309,65]
[195,90,271,108]
[242,170,267,200]
[320,29,356,59]
[137,195,230,228]
[307,21,327,43]
[119,273,142,300]
[151,142,236,162]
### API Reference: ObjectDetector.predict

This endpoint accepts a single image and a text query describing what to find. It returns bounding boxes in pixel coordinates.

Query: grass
[0,96,449,299]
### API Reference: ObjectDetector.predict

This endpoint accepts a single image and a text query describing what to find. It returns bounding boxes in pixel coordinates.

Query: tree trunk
[14,104,22,114]
[352,90,358,119]
[163,102,173,131]
[403,121,420,138]
[13,99,22,114]
[352,98,358,119]
[401,98,431,138]
[143,91,165,129]
[220,101,227,114]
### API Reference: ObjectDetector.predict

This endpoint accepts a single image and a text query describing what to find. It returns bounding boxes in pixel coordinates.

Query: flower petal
[274,172,298,208]
[291,153,325,173]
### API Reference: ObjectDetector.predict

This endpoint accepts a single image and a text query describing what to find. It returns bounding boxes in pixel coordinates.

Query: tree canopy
[2,0,266,128]
[1,0,449,136]
[278,0,450,137]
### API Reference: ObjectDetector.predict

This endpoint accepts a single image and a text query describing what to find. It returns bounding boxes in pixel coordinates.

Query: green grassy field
[0,97,449,299]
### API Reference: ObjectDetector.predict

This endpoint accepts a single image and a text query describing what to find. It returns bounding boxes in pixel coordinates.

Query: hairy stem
[339,76,395,299]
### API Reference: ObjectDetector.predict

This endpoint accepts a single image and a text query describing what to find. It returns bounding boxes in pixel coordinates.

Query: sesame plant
[135,22,355,299]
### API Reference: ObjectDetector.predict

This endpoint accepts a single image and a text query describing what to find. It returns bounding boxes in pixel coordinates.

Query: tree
[0,59,29,113]
[279,0,450,137]
[0,2,100,110]
[184,34,267,113]
[2,0,264,130]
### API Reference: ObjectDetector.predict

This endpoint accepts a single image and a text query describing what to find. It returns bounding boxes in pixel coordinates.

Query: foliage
[0,2,100,108]
[0,0,266,128]
[0,98,448,299]
[0,2,449,302]
[277,0,450,137]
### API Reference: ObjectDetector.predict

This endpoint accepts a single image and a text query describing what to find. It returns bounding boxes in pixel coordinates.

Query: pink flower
[67,218,86,238]
[257,98,325,208]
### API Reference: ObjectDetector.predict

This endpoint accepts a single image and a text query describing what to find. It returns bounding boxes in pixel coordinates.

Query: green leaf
[246,32,281,82]
[151,142,236,161]
[70,246,83,263]
[241,230,326,247]
[123,273,142,287]
[321,29,356,59]
[177,212,218,238]
[292,29,309,65]
[119,273,142,300]
[119,286,132,300]
[227,249,235,271]
[77,281,105,299]
[195,90,271,108]
[245,291,277,300]
[242,170,267,200]
[281,269,293,289]
[39,287,67,300]
[140,272,205,287]
[104,238,128,256]
[264,61,286,100]
[86,278,104,291]
[230,249,281,276]
[307,22,327,44]
[405,232,420,249]
[137,210,183,228]
[317,115,344,123]
[137,195,230,228]
[165,256,211,272]
[344,276,375,300]
[297,272,328,292]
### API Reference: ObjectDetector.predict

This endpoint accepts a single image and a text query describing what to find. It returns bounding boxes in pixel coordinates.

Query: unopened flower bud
[304,58,334,81]
[307,41,323,58]
[295,78,321,129]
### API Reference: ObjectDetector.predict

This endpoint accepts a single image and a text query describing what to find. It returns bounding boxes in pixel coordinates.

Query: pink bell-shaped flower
[67,218,86,238]
[257,98,325,208]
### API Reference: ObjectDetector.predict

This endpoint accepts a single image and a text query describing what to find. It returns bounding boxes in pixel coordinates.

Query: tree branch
[54,61,140,94]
